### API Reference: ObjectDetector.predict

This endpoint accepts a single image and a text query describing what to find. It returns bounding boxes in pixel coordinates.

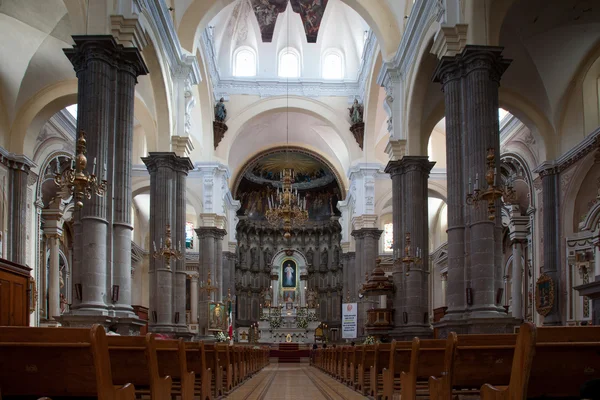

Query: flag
[227,300,233,339]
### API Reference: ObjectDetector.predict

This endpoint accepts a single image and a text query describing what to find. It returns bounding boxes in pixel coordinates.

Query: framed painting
[282,290,296,303]
[208,302,226,331]
[535,273,555,317]
[282,260,297,288]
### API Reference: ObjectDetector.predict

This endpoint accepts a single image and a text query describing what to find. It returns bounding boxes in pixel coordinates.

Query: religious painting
[235,149,342,221]
[289,0,329,43]
[251,0,287,42]
[208,302,227,331]
[283,290,296,303]
[535,273,555,317]
[282,260,297,288]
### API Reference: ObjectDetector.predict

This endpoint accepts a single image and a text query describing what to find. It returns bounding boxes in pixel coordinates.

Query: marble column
[433,46,513,333]
[511,240,524,320]
[190,274,199,324]
[8,161,31,265]
[538,165,562,325]
[62,36,147,330]
[143,152,193,335]
[352,228,382,338]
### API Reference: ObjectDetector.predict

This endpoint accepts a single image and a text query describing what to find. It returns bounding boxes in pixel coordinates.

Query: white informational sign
[342,302,358,339]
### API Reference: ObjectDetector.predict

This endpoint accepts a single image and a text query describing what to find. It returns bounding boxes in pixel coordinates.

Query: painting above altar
[282,259,296,288]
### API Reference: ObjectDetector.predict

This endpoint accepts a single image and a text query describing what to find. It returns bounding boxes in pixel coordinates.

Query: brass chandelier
[54,130,107,208]
[265,168,308,239]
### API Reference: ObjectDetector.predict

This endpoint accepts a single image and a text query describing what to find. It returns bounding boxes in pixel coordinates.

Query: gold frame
[535,273,555,317]
[208,302,227,332]
[28,277,37,313]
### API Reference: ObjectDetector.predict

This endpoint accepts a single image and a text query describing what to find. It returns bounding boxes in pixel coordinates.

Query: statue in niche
[250,247,259,268]
[306,247,314,265]
[307,289,317,308]
[238,245,247,266]
[348,99,363,124]
[263,247,273,266]
[320,248,328,267]
[333,247,340,265]
[214,97,227,122]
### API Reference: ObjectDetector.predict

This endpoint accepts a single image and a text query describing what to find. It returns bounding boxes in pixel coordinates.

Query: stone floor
[225,363,368,399]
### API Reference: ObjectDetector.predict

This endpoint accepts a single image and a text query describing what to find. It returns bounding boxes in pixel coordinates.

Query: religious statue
[320,247,328,267]
[261,287,272,308]
[209,302,225,331]
[214,97,227,122]
[263,247,273,266]
[306,247,314,265]
[60,293,68,314]
[307,289,317,308]
[333,246,340,265]
[348,99,363,125]
[250,247,259,268]
[238,244,246,265]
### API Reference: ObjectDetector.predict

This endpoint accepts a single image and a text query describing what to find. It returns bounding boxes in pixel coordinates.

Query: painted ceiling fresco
[251,0,329,43]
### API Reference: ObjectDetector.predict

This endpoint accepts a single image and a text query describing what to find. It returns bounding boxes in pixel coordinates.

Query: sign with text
[342,303,357,339]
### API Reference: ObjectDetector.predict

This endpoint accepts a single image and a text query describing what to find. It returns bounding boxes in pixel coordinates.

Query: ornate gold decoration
[265,168,309,239]
[54,130,108,209]
[28,277,37,313]
[200,271,219,297]
[466,148,518,220]
[401,232,422,277]
[535,273,555,317]
[152,224,182,270]
[360,258,394,295]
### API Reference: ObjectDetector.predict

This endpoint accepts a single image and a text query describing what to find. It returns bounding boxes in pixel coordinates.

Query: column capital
[0,150,34,173]
[433,45,511,86]
[351,227,383,241]
[142,152,194,175]
[195,226,227,240]
[534,161,560,178]
[385,156,435,177]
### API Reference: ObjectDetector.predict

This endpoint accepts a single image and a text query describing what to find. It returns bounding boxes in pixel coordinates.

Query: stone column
[112,39,148,318]
[352,228,382,338]
[271,273,279,306]
[537,165,562,325]
[62,36,147,330]
[143,152,193,334]
[594,240,600,280]
[511,240,524,320]
[441,272,448,306]
[434,46,513,334]
[8,161,31,265]
[47,235,61,320]
[190,274,199,324]
[222,251,236,301]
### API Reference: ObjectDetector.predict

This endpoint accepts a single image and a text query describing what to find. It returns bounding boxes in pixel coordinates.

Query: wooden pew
[335,346,344,379]
[527,326,600,398]
[357,344,376,395]
[185,341,212,400]
[344,346,355,384]
[350,345,364,389]
[0,325,135,400]
[107,333,172,400]
[369,342,393,398]
[155,338,195,400]
[231,345,241,386]
[381,339,415,400]
[216,344,233,393]
[428,333,458,400]
[203,343,223,397]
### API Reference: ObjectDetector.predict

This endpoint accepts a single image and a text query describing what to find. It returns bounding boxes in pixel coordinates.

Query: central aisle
[226,363,367,399]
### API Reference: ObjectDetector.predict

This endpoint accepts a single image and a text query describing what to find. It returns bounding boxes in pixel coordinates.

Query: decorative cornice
[0,147,35,171]
[131,241,147,263]
[535,127,600,176]
[201,27,377,101]
[133,0,200,84]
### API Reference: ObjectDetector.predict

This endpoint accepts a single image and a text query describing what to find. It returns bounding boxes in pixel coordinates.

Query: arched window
[322,50,344,80]
[278,48,300,78]
[384,223,393,252]
[233,47,257,77]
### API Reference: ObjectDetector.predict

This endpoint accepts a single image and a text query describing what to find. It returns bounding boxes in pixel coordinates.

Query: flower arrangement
[363,336,376,345]
[296,307,307,318]
[215,331,228,342]
[307,312,318,322]
[259,312,269,321]
[269,317,283,329]
[296,317,308,329]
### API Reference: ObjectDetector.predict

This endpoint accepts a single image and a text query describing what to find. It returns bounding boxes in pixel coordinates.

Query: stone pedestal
[352,228,382,338]
[143,152,193,336]
[433,45,517,335]
[59,35,147,333]
[386,157,434,339]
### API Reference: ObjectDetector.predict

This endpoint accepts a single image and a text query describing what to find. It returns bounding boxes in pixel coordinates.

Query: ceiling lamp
[265,168,308,239]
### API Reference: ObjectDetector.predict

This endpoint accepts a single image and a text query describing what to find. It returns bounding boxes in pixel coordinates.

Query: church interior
[1,0,600,398]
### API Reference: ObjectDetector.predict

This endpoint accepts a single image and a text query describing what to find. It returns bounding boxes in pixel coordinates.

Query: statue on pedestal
[320,247,328,267]
[306,247,314,265]
[348,98,365,150]
[250,247,259,268]
[307,289,318,308]
[333,246,340,265]
[263,247,273,266]
[213,97,228,149]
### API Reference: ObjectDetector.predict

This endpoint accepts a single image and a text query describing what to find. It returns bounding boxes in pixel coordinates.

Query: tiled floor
[226,363,368,399]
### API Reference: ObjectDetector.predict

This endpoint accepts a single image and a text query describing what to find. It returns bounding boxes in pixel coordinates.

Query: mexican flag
[228,300,233,340]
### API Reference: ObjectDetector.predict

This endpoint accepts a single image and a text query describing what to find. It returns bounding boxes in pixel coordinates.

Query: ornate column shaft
[538,165,562,325]
[8,161,31,265]
[190,275,198,324]
[143,152,193,334]
[511,240,524,320]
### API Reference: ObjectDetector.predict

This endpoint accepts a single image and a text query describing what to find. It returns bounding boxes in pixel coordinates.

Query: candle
[92,157,97,176]
[160,237,163,248]
[475,173,479,190]
[468,177,472,193]
[494,167,497,186]
[153,241,157,252]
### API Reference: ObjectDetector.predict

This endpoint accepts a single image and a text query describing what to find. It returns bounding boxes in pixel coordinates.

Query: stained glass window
[384,223,393,252]
[185,222,194,249]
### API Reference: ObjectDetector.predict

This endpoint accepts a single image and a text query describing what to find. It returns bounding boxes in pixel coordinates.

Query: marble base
[56,313,146,335]
[433,316,520,338]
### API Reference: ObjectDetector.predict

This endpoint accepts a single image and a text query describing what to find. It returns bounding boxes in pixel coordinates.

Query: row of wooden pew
[0,325,269,399]
[311,323,600,400]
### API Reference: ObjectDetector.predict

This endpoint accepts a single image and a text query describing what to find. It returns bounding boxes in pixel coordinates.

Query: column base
[434,315,520,337]
[56,313,146,335]
[390,325,433,341]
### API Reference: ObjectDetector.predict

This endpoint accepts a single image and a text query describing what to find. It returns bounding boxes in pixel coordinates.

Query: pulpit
[0,258,32,326]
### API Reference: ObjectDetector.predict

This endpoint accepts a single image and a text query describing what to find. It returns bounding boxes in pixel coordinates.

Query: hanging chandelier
[54,130,107,209]
[265,168,308,239]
